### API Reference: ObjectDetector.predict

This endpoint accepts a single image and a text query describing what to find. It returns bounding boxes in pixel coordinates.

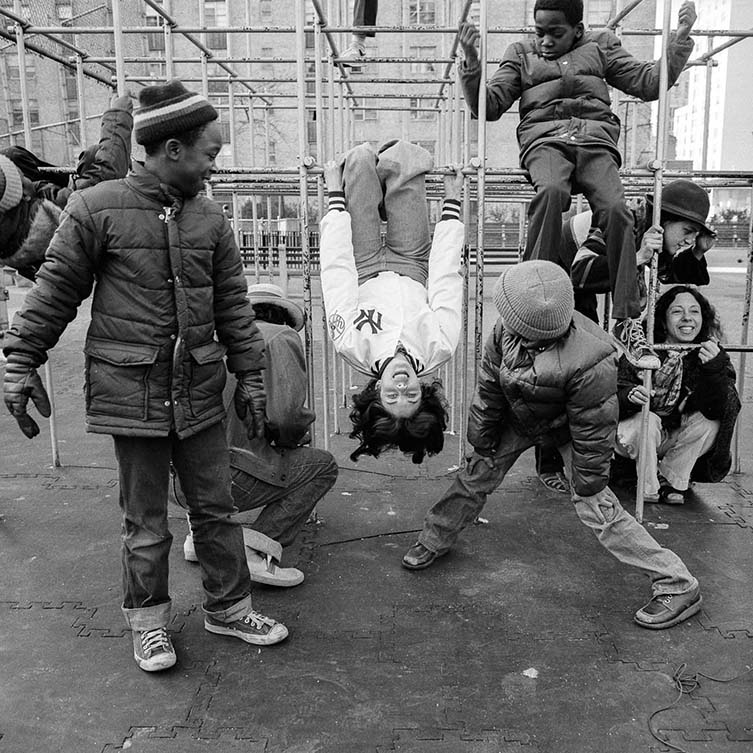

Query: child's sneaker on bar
[612,318,660,370]
[204,609,288,646]
[339,43,365,68]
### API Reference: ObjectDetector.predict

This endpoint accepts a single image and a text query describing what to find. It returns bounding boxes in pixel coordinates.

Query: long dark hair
[349,379,448,464]
[653,285,723,344]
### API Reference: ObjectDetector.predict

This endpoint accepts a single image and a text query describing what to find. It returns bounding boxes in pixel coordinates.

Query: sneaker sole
[204,620,289,646]
[134,652,176,672]
[248,567,304,588]
[633,594,702,630]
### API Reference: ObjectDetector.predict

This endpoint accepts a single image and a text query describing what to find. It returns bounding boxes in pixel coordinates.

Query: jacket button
[167,278,173,283]
[164,400,171,407]
[170,334,176,340]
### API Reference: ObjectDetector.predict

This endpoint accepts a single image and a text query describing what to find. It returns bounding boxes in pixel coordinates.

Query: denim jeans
[230,447,338,547]
[418,425,697,596]
[524,142,640,320]
[343,140,433,286]
[615,411,720,496]
[113,422,252,631]
[353,0,378,35]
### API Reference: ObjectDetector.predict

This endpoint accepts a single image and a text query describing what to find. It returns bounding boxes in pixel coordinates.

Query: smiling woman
[613,286,740,505]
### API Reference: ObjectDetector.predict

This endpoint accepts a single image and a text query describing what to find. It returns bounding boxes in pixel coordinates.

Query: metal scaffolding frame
[0,1,750,516]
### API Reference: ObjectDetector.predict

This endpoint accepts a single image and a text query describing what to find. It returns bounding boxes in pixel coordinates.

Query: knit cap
[134,79,218,146]
[0,154,23,212]
[493,260,574,341]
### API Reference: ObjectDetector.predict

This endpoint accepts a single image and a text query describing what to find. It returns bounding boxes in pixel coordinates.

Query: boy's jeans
[342,140,433,286]
[616,411,720,496]
[114,422,252,632]
[524,141,641,320]
[417,425,697,596]
[230,447,338,547]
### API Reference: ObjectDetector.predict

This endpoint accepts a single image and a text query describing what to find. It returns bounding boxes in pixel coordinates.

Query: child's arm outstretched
[604,0,696,100]
[458,21,522,121]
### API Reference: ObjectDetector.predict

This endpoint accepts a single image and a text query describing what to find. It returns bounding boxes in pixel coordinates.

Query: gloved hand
[4,353,51,438]
[234,370,267,440]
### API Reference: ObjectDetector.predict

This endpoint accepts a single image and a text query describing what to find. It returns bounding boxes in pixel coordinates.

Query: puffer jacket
[461,29,693,165]
[468,311,618,497]
[3,162,264,439]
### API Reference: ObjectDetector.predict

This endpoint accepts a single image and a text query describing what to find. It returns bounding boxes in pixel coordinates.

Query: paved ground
[1,254,752,753]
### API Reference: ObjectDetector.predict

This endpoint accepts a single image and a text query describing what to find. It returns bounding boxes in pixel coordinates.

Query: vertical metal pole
[635,0,672,524]
[313,9,331,450]
[111,0,126,95]
[248,101,261,283]
[75,56,88,148]
[732,185,753,473]
[164,21,174,80]
[264,107,273,230]
[459,101,472,465]
[473,0,489,389]
[295,0,315,419]
[701,38,714,171]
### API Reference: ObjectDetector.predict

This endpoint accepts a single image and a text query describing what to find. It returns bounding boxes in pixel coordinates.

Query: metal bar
[635,0,672,525]
[111,0,126,95]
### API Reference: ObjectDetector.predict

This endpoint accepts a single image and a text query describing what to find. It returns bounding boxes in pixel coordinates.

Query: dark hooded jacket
[3,162,264,438]
[468,311,618,497]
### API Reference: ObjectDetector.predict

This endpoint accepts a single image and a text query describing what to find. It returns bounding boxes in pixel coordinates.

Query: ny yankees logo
[354,308,383,334]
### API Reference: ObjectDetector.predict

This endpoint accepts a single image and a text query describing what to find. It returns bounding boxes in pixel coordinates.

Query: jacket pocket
[187,341,227,417]
[84,338,159,420]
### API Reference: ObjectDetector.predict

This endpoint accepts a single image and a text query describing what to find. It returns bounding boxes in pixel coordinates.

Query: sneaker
[132,627,176,672]
[634,585,702,629]
[183,531,198,563]
[402,542,447,571]
[339,43,365,68]
[204,610,288,646]
[612,318,660,370]
[246,547,304,587]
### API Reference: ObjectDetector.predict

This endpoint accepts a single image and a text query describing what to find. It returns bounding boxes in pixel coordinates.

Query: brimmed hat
[0,154,23,212]
[647,180,713,234]
[134,79,218,146]
[493,260,574,341]
[247,283,305,331]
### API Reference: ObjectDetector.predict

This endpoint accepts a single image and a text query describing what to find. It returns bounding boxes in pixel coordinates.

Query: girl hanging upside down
[320,140,465,463]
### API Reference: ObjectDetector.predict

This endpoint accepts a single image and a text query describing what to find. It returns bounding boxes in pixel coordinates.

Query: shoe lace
[623,319,650,350]
[140,627,171,656]
[241,610,275,630]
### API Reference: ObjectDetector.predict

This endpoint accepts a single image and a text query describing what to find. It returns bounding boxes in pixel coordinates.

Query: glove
[4,353,51,439]
[234,370,267,440]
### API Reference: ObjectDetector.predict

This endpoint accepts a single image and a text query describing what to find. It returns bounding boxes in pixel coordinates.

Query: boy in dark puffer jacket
[3,80,287,673]
[458,0,697,371]
[403,261,702,630]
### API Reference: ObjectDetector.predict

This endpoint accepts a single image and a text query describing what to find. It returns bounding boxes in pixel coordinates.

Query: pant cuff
[122,600,172,631]
[653,575,699,597]
[202,594,253,623]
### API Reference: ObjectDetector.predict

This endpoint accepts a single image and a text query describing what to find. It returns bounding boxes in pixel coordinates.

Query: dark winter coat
[3,162,264,439]
[468,311,618,497]
[460,29,693,165]
[617,346,740,482]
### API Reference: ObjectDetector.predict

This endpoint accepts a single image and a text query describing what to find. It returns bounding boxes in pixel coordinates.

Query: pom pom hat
[134,79,218,146]
[493,260,574,341]
[0,154,23,212]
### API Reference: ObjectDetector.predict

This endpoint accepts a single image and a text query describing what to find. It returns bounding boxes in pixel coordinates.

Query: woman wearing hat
[320,141,465,465]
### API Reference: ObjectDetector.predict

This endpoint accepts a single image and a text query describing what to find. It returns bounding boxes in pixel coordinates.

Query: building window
[353,108,377,121]
[415,140,435,157]
[55,1,72,19]
[205,0,228,51]
[63,70,77,100]
[409,1,436,25]
[268,140,276,165]
[261,46,273,73]
[11,101,39,128]
[146,14,165,52]
[260,0,272,22]
[409,98,435,120]
[409,45,436,74]
[587,0,614,26]
[208,79,229,94]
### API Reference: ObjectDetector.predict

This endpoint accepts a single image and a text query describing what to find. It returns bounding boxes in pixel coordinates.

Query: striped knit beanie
[0,154,23,212]
[493,260,574,341]
[134,79,218,146]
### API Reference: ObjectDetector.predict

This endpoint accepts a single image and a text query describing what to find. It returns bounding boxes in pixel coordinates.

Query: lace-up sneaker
[204,610,289,646]
[132,627,176,672]
[612,318,660,370]
[634,585,702,629]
